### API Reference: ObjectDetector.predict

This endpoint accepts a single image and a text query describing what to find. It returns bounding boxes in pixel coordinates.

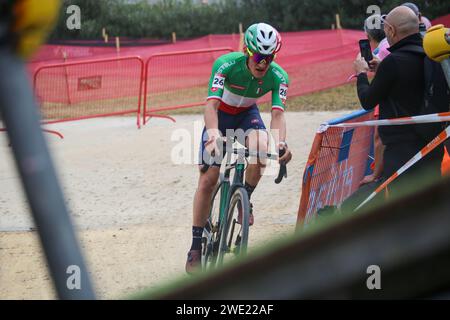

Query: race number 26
[212,74,225,89]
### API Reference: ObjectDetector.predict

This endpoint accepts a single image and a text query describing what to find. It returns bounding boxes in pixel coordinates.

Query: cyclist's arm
[205,57,227,139]
[204,99,221,139]
[270,68,289,145]
[271,109,292,164]
[270,109,286,144]
[270,68,292,164]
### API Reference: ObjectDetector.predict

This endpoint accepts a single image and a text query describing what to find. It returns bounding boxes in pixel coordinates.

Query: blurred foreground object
[0,0,95,299]
[12,0,60,58]
[424,24,450,88]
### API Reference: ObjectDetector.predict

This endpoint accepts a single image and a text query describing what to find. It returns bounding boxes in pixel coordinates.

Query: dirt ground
[0,111,350,299]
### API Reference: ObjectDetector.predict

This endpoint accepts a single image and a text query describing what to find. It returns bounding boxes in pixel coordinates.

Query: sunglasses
[381,14,394,29]
[246,47,275,64]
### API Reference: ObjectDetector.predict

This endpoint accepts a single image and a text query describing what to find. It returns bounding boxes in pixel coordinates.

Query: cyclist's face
[247,55,270,79]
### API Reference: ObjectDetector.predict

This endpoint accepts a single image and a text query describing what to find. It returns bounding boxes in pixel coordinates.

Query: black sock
[244,182,256,200]
[190,226,204,251]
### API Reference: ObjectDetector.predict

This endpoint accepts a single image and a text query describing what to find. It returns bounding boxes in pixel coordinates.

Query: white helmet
[245,23,281,55]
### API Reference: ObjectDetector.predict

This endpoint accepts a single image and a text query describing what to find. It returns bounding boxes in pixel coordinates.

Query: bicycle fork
[228,218,243,255]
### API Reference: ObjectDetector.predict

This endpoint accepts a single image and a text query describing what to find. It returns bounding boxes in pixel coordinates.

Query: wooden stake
[62,51,72,105]
[115,36,120,53]
[238,23,244,52]
[336,14,342,29]
[172,32,177,43]
[102,28,108,43]
[208,34,212,48]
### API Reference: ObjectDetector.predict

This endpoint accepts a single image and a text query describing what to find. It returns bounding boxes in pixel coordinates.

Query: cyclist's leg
[245,129,269,185]
[237,105,268,225]
[238,105,268,192]
[187,111,230,273]
[193,167,220,227]
[194,114,233,224]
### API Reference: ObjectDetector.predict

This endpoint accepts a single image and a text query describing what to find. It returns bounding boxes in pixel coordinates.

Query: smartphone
[419,23,427,38]
[359,39,373,63]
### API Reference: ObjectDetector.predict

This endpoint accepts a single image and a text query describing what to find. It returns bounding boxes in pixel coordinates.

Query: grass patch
[263,82,361,112]
[39,83,361,120]
[148,82,361,116]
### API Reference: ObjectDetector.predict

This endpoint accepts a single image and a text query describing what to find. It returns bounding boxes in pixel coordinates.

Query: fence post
[116,36,121,54]
[62,51,72,105]
[238,23,244,52]
[336,14,344,45]
[102,28,108,43]
[336,14,342,29]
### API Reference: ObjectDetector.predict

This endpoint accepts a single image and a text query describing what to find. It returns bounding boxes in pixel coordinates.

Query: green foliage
[50,0,449,41]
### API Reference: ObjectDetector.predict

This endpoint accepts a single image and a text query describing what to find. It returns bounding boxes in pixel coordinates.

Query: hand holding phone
[359,39,373,63]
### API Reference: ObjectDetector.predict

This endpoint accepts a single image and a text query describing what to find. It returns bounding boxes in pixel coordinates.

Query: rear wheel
[217,187,250,267]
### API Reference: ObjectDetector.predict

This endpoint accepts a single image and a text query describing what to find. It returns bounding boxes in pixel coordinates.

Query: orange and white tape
[354,125,450,211]
[319,112,450,133]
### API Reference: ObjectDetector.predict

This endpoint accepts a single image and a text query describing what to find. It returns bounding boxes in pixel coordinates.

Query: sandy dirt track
[0,111,349,299]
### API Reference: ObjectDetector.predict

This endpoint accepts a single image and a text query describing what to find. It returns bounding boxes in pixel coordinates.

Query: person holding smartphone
[358,14,391,186]
[353,6,445,193]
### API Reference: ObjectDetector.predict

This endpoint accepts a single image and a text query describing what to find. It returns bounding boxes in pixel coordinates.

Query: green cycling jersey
[207,52,289,114]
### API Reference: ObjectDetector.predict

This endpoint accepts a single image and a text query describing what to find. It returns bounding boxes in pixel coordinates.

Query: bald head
[386,6,420,37]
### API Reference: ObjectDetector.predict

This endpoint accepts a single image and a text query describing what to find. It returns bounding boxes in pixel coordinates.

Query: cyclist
[186,23,293,274]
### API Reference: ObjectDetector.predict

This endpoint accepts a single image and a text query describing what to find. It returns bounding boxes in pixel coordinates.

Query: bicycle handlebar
[275,148,288,184]
[200,146,288,183]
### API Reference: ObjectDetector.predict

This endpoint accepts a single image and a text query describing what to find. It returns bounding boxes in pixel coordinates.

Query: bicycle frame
[202,141,285,270]
[218,152,246,231]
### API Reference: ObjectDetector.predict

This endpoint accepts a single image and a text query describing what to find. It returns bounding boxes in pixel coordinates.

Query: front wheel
[217,187,250,267]
[201,177,223,271]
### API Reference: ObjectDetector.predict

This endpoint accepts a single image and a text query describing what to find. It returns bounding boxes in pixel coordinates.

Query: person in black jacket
[353,6,444,188]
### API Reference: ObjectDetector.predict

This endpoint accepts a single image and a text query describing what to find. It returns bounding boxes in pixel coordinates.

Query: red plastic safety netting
[29,30,364,122]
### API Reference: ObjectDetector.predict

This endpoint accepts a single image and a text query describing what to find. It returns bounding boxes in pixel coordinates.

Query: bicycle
[200,137,287,271]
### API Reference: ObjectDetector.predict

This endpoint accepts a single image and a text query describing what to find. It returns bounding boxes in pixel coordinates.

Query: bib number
[212,74,225,89]
[279,84,288,102]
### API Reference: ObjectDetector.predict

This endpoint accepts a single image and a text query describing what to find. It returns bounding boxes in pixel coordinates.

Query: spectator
[353,6,444,191]
[402,2,432,34]
[360,14,390,185]
[364,14,390,61]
